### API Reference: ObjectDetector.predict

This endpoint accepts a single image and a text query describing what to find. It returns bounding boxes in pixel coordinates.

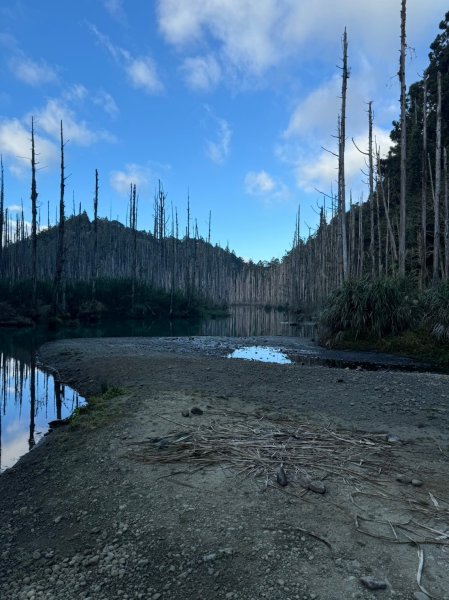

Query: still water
[0,306,311,472]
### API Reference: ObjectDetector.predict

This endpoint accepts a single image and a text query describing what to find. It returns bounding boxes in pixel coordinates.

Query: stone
[396,475,412,484]
[413,592,430,600]
[411,479,423,487]
[190,407,203,415]
[308,480,326,494]
[276,466,288,487]
[360,576,387,590]
[182,410,190,417]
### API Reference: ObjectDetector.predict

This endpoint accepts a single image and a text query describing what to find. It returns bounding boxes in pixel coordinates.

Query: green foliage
[422,282,449,341]
[321,277,419,340]
[69,386,124,430]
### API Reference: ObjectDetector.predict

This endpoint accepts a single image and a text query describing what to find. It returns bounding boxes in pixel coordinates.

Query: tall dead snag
[0,156,4,277]
[30,118,38,310]
[421,75,428,287]
[433,71,442,285]
[398,0,407,276]
[444,147,449,280]
[338,28,349,281]
[54,121,66,313]
[368,102,376,277]
[92,169,99,300]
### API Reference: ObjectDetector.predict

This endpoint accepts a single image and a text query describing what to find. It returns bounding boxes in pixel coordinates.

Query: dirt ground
[1,336,449,600]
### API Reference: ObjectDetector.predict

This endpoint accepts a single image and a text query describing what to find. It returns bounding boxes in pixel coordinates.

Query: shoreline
[2,336,449,599]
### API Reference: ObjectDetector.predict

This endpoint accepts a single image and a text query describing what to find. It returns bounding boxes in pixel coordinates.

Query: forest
[1,3,449,360]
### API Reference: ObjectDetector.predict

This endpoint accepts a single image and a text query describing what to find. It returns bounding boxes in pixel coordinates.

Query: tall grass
[422,282,449,341]
[321,277,420,340]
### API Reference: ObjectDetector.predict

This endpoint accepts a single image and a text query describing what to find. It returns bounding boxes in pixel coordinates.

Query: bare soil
[1,336,449,600]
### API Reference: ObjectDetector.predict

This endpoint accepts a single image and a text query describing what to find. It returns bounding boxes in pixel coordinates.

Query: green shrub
[321,277,420,340]
[422,282,449,341]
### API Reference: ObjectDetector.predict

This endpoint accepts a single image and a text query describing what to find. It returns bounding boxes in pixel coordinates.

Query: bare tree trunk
[31,118,38,310]
[421,75,428,287]
[54,121,66,314]
[398,0,407,276]
[0,156,4,278]
[444,147,449,280]
[339,29,349,282]
[92,169,99,300]
[368,102,376,277]
[433,71,442,285]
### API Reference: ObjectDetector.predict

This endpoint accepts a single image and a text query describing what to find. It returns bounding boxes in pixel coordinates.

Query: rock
[276,466,288,487]
[54,516,62,524]
[413,592,430,600]
[411,479,423,487]
[308,480,326,494]
[396,475,412,484]
[203,553,217,562]
[32,550,41,560]
[181,409,190,417]
[190,407,203,415]
[360,576,387,590]
[387,434,401,443]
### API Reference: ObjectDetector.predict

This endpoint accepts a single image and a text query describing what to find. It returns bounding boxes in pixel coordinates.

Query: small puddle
[227,346,292,364]
[1,354,86,473]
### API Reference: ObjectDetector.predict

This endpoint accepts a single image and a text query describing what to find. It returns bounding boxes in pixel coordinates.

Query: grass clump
[321,277,419,340]
[69,386,124,430]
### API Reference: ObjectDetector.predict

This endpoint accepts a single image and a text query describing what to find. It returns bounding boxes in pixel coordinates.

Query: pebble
[190,407,203,415]
[413,592,430,600]
[182,410,190,417]
[411,479,423,487]
[53,516,62,524]
[308,480,326,494]
[360,576,387,590]
[396,475,412,484]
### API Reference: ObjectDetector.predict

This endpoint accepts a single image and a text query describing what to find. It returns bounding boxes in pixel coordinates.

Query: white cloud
[244,171,276,195]
[295,126,392,199]
[157,0,448,80]
[63,84,88,102]
[110,163,152,195]
[204,107,231,165]
[7,204,22,213]
[181,54,221,91]
[103,0,125,21]
[244,170,290,202]
[126,57,163,94]
[89,23,163,94]
[93,91,119,118]
[205,119,231,165]
[9,55,58,86]
[34,98,115,146]
[0,118,58,176]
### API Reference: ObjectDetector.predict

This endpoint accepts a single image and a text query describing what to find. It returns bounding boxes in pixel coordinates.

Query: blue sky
[0,0,447,262]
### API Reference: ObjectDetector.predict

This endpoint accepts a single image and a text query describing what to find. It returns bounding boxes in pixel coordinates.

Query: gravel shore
[1,336,449,600]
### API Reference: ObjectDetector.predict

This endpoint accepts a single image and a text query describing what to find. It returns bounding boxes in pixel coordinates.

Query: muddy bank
[1,336,449,600]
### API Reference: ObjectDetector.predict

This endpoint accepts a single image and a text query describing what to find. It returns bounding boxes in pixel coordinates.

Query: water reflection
[199,306,316,338]
[228,346,292,364]
[0,351,85,472]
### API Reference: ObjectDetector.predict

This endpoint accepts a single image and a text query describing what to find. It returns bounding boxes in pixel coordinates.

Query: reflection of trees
[29,351,36,449]
[0,348,84,470]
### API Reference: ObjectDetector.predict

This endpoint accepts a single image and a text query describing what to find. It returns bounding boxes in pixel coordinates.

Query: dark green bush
[321,277,420,340]
[422,282,449,341]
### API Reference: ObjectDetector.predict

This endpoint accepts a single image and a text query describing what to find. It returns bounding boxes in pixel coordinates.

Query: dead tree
[421,75,428,287]
[0,156,4,277]
[368,102,376,277]
[433,71,442,285]
[54,121,66,313]
[338,28,349,281]
[92,169,99,300]
[398,0,407,276]
[444,147,448,280]
[30,118,38,309]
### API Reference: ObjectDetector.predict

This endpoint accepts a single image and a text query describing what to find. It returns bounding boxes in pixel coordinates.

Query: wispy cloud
[88,23,163,94]
[93,90,119,118]
[9,55,58,86]
[181,54,221,91]
[103,0,126,21]
[0,118,58,176]
[244,170,289,202]
[110,163,152,195]
[204,106,231,165]
[33,98,116,146]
